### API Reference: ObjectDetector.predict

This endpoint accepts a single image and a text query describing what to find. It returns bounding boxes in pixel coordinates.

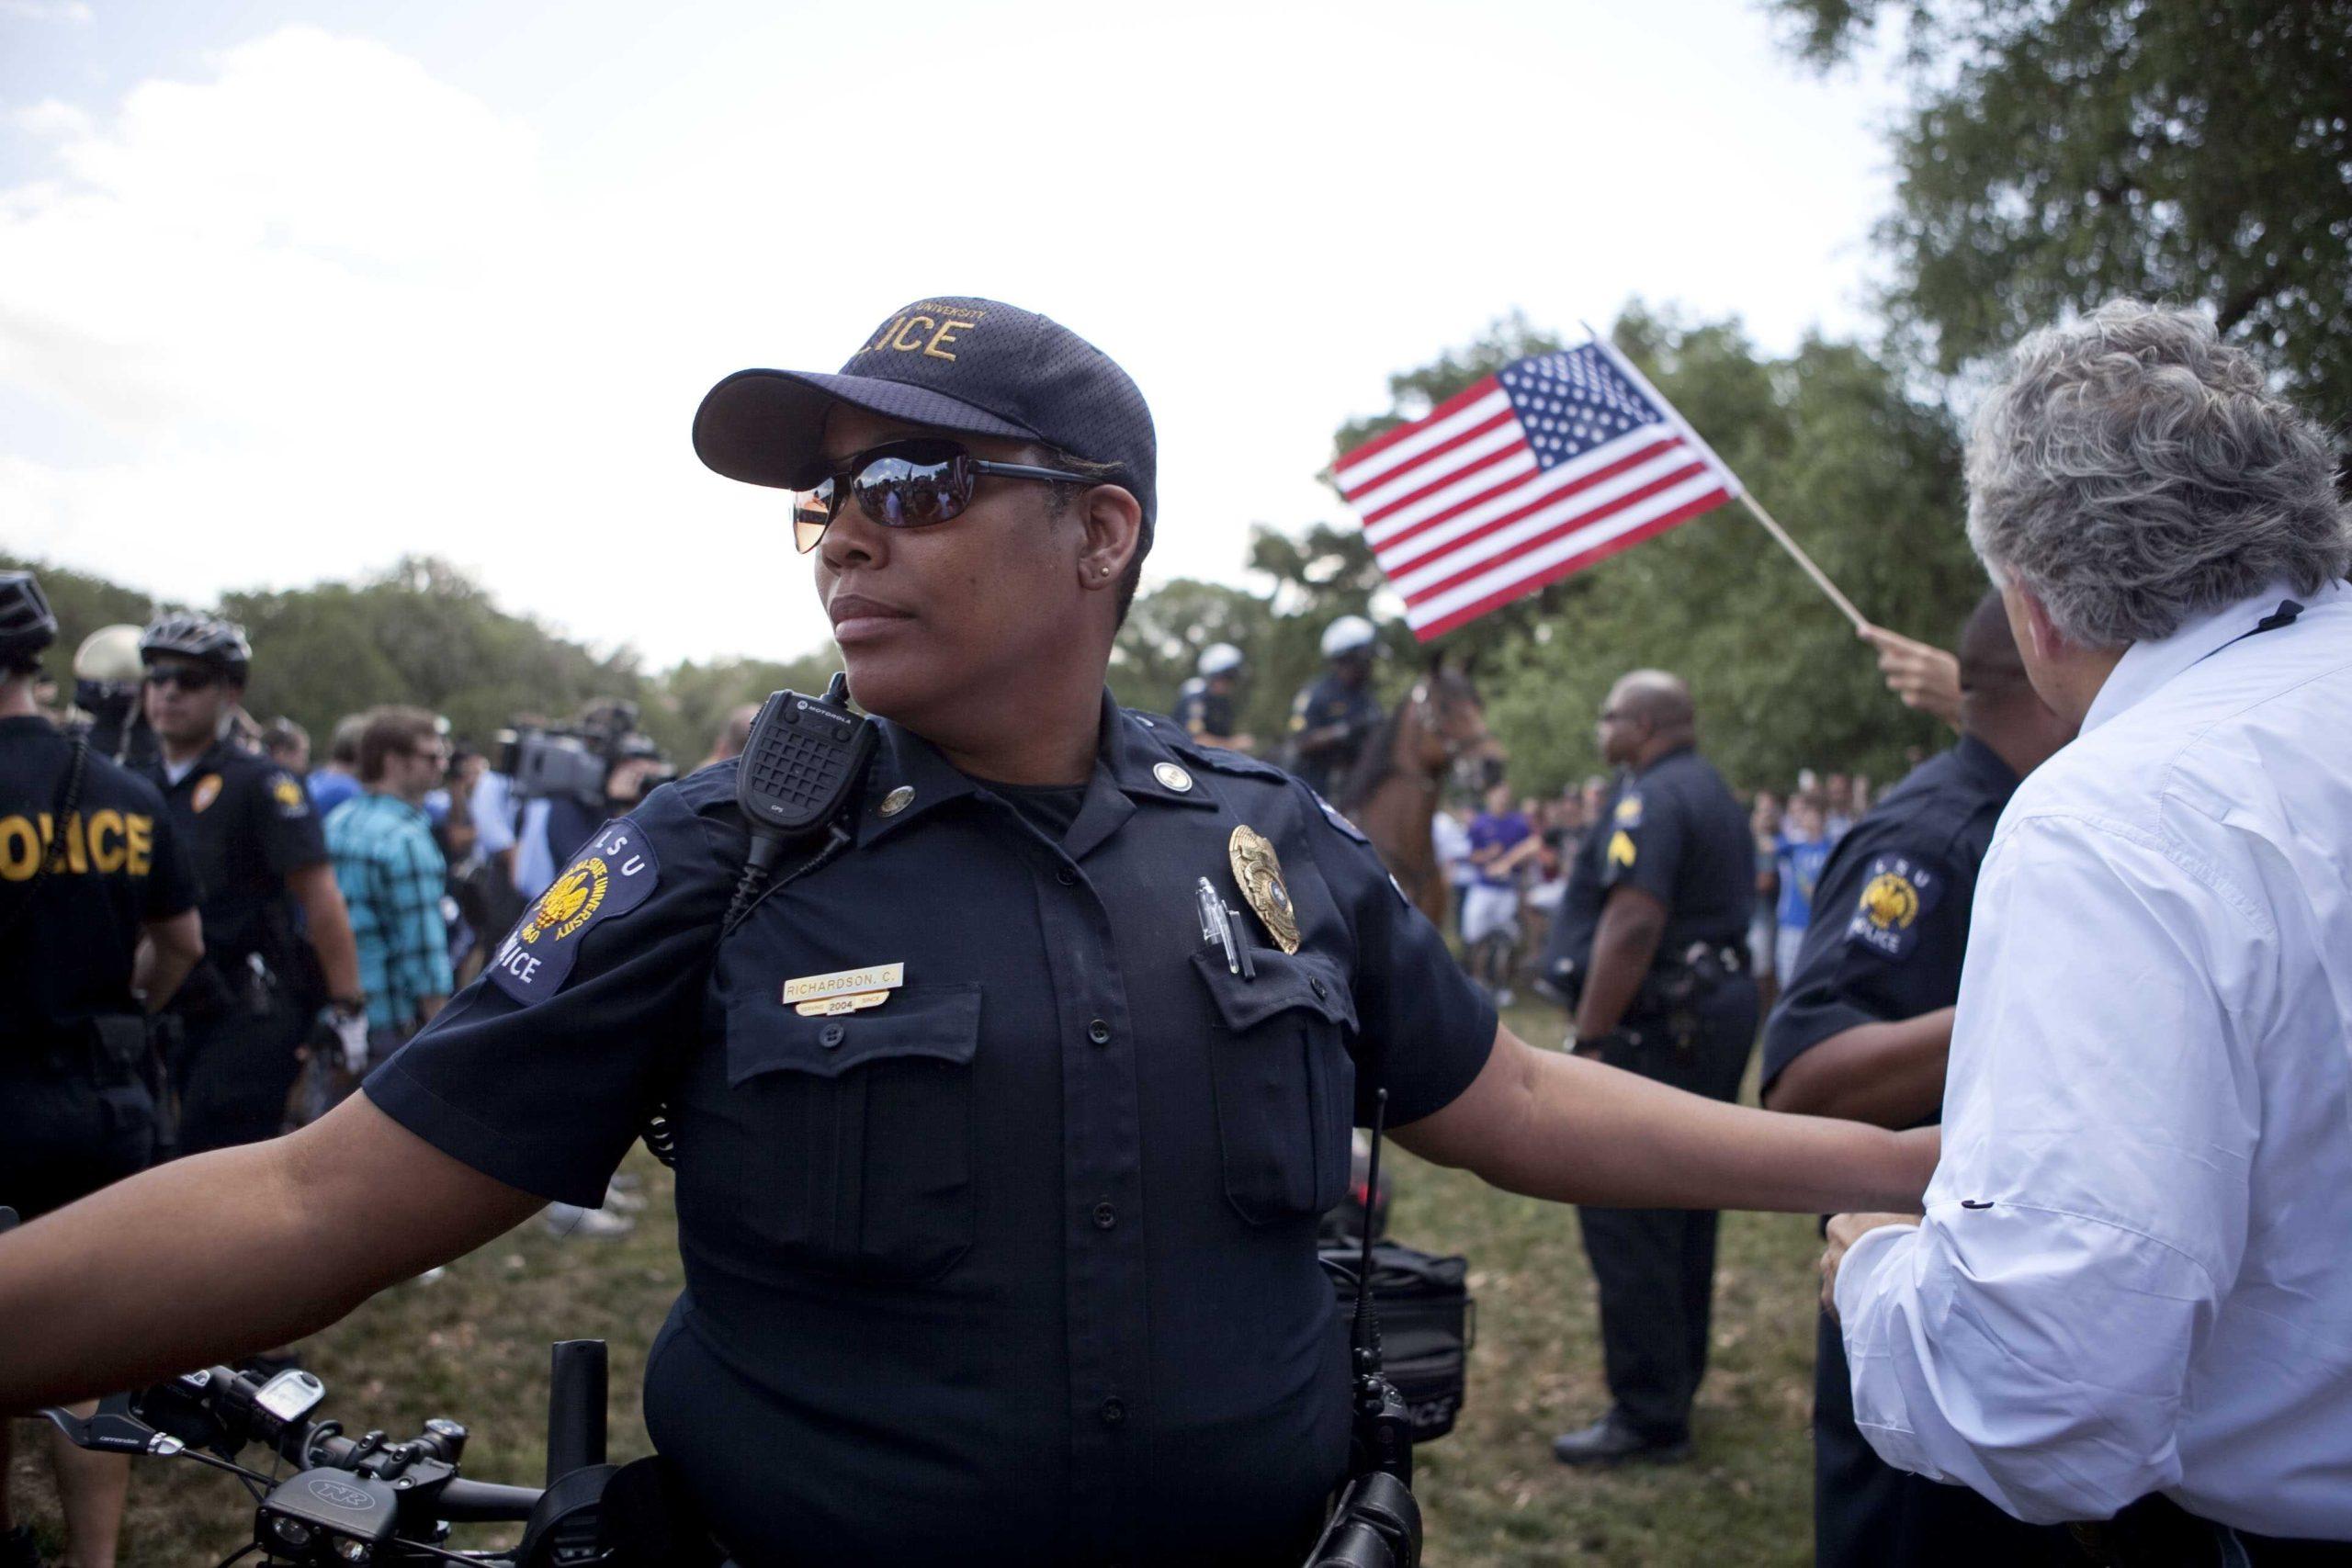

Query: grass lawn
[11,999,1829,1565]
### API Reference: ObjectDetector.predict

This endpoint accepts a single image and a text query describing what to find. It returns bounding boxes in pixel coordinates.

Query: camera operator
[132,614,365,1156]
[503,698,675,874]
[0,573,203,1568]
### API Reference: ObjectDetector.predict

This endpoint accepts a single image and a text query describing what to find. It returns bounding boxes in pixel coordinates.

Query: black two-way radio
[1306,1088,1423,1568]
[644,674,876,1168]
[720,673,877,935]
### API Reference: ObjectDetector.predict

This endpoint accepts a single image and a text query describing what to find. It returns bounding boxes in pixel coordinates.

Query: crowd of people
[2,292,2347,1568]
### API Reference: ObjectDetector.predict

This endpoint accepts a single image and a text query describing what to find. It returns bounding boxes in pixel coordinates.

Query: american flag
[1333,338,1742,641]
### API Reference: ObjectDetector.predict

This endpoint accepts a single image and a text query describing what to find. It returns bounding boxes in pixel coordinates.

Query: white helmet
[74,624,145,683]
[1197,642,1245,677]
[1320,615,1377,660]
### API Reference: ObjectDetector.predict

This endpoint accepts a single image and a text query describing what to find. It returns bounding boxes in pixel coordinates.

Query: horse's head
[1404,651,1507,791]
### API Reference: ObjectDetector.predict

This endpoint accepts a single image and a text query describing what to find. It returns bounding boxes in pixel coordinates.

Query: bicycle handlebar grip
[546,1339,608,1484]
[435,1477,546,1522]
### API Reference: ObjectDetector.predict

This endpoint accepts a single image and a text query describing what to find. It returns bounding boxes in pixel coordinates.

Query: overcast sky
[1,0,1902,667]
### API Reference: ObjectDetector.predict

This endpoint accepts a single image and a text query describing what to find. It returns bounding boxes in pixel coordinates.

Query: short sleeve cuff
[362,1066,615,1210]
[1383,995,1498,1127]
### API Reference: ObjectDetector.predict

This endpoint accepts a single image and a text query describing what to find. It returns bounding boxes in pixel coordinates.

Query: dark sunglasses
[144,665,221,692]
[791,437,1099,554]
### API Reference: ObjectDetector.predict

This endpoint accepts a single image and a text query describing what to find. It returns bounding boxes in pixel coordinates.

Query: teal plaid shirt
[325,792,454,1032]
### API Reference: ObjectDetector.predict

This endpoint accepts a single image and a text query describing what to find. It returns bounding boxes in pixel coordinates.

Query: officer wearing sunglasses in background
[0,572,204,1568]
[0,298,1938,1567]
[132,615,366,1156]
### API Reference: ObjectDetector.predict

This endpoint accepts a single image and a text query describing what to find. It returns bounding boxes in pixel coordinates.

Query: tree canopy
[1773,0,2352,434]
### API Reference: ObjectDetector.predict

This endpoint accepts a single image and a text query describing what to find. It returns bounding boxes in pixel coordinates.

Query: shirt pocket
[1191,946,1359,1226]
[722,982,981,1282]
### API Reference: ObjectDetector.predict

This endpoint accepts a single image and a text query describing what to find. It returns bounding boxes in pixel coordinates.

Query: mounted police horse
[1333,655,1506,931]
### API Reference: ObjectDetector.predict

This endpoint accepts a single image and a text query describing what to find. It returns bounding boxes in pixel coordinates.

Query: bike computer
[254,1368,327,1425]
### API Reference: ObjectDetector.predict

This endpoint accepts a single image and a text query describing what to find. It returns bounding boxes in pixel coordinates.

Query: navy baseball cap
[693,296,1158,527]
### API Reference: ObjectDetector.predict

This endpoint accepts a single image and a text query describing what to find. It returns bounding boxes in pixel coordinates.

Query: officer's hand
[1860,626,1962,731]
[1819,1212,1919,1318]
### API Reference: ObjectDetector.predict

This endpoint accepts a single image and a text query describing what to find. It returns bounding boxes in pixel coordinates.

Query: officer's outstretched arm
[1393,1023,1938,1216]
[0,1094,543,1413]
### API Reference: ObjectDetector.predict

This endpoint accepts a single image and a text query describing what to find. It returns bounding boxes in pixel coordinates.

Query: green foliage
[1771,0,2352,435]
[2,551,826,770]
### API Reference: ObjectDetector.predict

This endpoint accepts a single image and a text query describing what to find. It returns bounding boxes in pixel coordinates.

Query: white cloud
[0,2,95,23]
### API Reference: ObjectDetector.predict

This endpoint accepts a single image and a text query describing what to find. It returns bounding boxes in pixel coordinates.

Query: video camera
[497,702,675,812]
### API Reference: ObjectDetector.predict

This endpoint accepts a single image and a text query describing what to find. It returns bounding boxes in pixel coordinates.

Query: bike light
[255,1469,398,1566]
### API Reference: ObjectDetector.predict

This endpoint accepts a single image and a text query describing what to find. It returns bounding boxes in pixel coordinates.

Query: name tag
[783,963,905,1007]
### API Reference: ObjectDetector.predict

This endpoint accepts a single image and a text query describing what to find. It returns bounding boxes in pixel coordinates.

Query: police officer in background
[1761,591,2077,1567]
[1544,669,1759,1466]
[1288,615,1383,797]
[67,624,154,768]
[1173,642,1255,751]
[133,614,364,1156]
[0,298,1936,1567]
[0,572,203,1568]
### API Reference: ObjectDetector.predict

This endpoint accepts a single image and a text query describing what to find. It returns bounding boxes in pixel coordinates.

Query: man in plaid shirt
[325,707,455,1061]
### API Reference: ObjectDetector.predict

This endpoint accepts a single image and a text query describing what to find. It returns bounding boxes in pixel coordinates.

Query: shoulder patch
[1845,852,1945,962]
[1312,791,1372,844]
[1613,792,1643,828]
[267,772,311,819]
[488,818,660,1004]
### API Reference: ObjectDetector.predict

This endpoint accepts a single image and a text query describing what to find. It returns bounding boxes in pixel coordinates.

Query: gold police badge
[1228,825,1300,954]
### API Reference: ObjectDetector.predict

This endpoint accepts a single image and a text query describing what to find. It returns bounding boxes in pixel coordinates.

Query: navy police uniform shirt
[1760,736,2020,1108]
[1544,744,1754,988]
[1171,678,1238,744]
[139,738,327,976]
[2,716,199,1040]
[365,692,1497,1567]
[1286,673,1382,798]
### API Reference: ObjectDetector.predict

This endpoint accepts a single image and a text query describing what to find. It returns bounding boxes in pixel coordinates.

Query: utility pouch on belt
[1318,1238,1476,1444]
[87,1014,150,1077]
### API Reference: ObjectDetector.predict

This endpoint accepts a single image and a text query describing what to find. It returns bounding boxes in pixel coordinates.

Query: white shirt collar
[2080,577,2347,734]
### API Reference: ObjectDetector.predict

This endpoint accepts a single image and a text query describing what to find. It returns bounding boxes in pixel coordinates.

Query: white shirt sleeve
[1835,811,2266,1524]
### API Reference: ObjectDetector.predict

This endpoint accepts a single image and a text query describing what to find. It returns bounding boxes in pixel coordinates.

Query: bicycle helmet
[140,612,253,682]
[0,570,59,667]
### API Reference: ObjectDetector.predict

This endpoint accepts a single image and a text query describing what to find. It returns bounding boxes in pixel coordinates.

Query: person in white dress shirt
[1819,299,2352,1561]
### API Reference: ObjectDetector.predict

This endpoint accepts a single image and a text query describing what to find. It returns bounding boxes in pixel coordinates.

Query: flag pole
[1583,323,1871,633]
[1735,491,1869,632]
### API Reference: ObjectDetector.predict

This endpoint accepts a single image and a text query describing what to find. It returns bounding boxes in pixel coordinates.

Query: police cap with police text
[693,296,1158,527]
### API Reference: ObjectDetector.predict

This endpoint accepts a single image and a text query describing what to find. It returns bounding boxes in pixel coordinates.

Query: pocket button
[1092,1201,1117,1230]
[818,1021,846,1049]
[1088,1019,1113,1046]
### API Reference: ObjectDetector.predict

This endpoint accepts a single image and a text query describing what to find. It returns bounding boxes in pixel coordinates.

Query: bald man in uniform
[1544,671,1760,1464]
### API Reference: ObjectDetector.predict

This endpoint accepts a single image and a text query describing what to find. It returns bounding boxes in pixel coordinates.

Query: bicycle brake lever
[37,1397,184,1457]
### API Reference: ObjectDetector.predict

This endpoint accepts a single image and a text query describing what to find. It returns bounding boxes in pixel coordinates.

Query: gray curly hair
[1964,300,2350,647]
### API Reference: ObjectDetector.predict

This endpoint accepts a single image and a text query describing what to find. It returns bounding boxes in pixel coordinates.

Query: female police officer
[0,297,1935,1566]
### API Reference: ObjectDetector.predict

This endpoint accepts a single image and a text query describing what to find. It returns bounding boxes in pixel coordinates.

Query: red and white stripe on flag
[1333,339,1742,641]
